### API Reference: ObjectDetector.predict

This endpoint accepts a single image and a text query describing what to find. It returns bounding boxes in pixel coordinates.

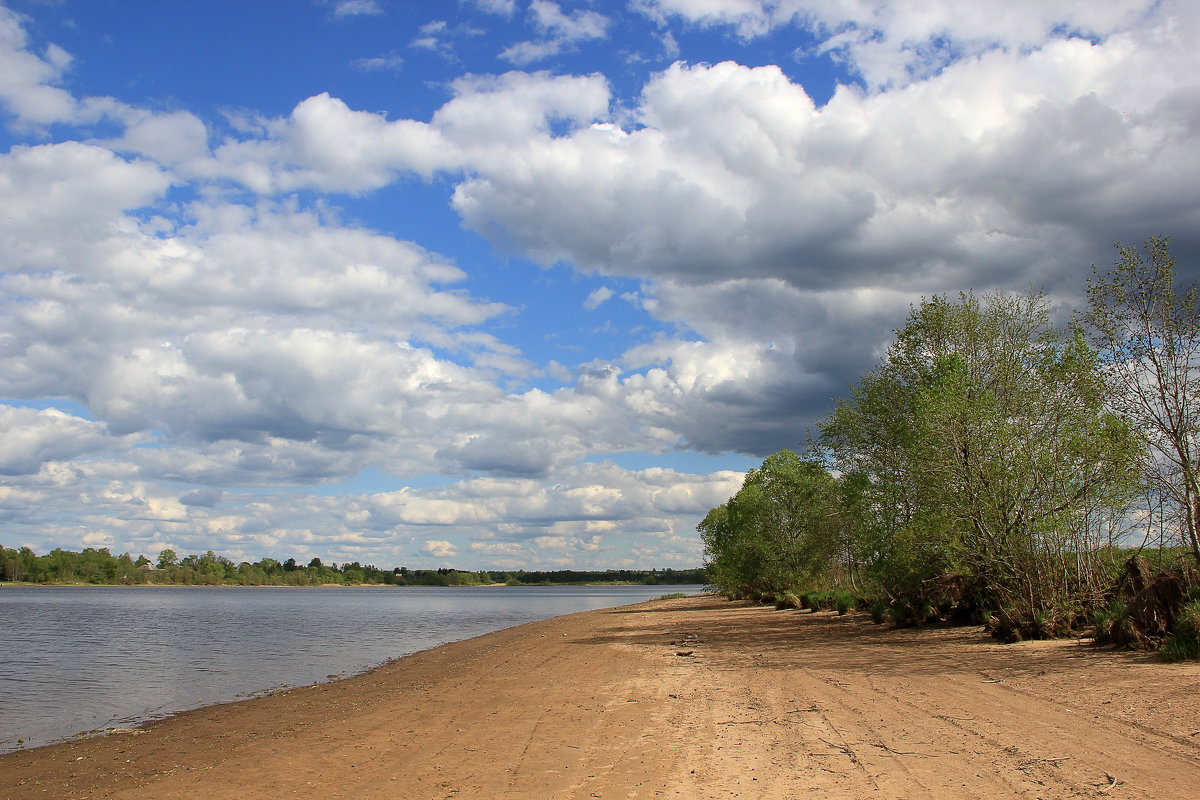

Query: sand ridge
[3,594,1199,798]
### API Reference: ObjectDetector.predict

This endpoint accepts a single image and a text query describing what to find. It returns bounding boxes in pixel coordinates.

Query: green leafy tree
[192,550,234,584]
[237,562,266,585]
[156,548,178,570]
[823,290,1141,626]
[833,471,873,591]
[45,548,79,582]
[256,557,281,576]
[746,451,839,592]
[114,552,140,584]
[2,547,19,581]
[699,492,766,597]
[76,547,116,583]
[700,450,839,596]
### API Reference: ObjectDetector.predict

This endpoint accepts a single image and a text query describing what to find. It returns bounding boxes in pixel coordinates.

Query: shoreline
[0,581,696,589]
[4,594,1199,799]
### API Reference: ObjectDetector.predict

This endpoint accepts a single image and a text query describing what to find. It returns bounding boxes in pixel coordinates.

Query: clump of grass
[792,589,862,614]
[1091,597,1136,648]
[834,592,855,615]
[1161,600,1200,661]
[890,597,917,627]
[870,599,889,624]
[1030,608,1058,639]
[656,592,688,601]
[775,592,801,610]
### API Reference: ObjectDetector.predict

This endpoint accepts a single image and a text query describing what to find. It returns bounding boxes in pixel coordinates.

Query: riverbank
[3,594,1199,799]
[0,581,688,588]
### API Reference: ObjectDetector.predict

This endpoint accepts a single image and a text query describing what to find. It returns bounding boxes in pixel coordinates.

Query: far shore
[3,594,1199,799]
[0,580,697,588]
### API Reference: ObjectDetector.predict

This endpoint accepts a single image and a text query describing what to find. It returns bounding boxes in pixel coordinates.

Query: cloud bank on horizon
[1,0,1197,569]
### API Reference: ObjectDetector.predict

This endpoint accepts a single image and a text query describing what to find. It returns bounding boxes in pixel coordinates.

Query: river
[0,584,703,752]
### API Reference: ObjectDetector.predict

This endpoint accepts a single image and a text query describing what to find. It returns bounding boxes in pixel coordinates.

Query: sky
[1,0,1198,571]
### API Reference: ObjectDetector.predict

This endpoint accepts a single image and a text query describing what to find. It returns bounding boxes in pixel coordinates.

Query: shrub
[1162,600,1200,661]
[1092,598,1135,647]
[890,597,919,627]
[870,599,889,624]
[834,592,855,615]
[1030,609,1056,640]
[775,592,801,610]
[985,607,1021,643]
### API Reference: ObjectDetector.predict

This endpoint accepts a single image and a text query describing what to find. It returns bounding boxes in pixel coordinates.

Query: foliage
[821,289,1142,633]
[1091,597,1136,648]
[775,592,801,610]
[691,240,1200,654]
[1161,600,1200,661]
[502,568,706,585]
[698,501,763,598]
[1082,236,1200,566]
[699,450,839,596]
[0,544,700,588]
[1079,553,1200,654]
[834,592,855,615]
[833,471,873,591]
[792,589,860,614]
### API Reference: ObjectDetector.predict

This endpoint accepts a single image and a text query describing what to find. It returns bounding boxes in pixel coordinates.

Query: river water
[0,584,702,752]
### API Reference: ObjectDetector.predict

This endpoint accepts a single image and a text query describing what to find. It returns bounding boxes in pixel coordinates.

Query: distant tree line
[502,568,706,585]
[0,544,704,588]
[700,238,1200,658]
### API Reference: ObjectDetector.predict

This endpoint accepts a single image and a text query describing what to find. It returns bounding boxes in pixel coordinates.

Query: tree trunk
[1190,483,1200,566]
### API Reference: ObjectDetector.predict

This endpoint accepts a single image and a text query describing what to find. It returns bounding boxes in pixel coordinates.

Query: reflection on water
[0,584,701,752]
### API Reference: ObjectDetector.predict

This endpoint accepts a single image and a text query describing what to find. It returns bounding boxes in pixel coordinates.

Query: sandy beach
[3,593,1199,799]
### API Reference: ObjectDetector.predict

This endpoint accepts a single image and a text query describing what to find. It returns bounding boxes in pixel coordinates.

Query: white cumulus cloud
[501,0,612,65]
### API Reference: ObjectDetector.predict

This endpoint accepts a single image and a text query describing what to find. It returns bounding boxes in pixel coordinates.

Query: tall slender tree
[1083,237,1200,565]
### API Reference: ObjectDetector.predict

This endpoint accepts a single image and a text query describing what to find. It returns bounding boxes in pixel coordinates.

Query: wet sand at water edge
[3,593,1199,799]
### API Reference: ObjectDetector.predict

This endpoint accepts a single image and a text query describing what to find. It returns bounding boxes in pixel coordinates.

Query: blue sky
[1,0,1198,570]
